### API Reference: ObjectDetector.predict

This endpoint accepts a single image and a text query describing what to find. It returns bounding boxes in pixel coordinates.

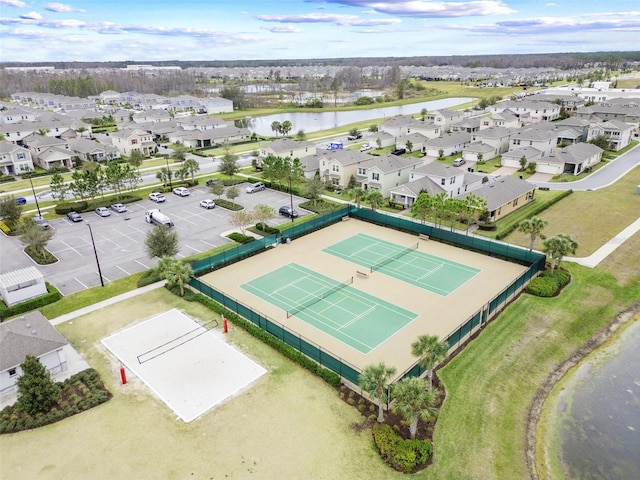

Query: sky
[0,0,638,63]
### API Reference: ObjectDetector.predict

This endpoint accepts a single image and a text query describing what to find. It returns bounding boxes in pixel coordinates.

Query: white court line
[339,305,376,330]
[416,263,443,281]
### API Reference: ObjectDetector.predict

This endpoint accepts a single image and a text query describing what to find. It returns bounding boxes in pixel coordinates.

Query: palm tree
[391,377,439,440]
[183,158,200,183]
[543,234,578,273]
[359,363,396,423]
[348,187,366,208]
[411,334,449,389]
[366,190,384,212]
[280,120,293,136]
[271,121,281,137]
[157,256,193,297]
[518,216,548,251]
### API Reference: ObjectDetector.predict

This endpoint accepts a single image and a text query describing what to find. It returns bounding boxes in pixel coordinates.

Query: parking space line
[184,244,202,253]
[200,239,216,247]
[74,277,88,289]
[61,240,83,257]
[116,265,130,275]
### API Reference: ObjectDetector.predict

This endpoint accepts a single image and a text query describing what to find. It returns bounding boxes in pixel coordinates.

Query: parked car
[205,179,219,187]
[111,203,127,213]
[246,182,266,193]
[67,211,83,222]
[32,215,50,229]
[199,199,215,209]
[453,158,466,167]
[391,148,406,156]
[347,134,363,141]
[279,206,299,218]
[172,186,190,197]
[149,192,166,203]
[360,143,372,152]
[15,196,27,205]
[95,207,111,217]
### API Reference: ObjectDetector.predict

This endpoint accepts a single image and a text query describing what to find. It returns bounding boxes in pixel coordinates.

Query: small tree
[170,144,189,163]
[295,129,306,140]
[16,355,60,415]
[144,225,179,258]
[438,149,445,160]
[18,218,55,260]
[519,155,528,171]
[543,234,578,273]
[157,256,193,297]
[210,182,224,200]
[411,334,449,389]
[347,187,366,209]
[183,158,200,183]
[359,362,396,423]
[476,152,483,164]
[411,192,433,224]
[405,140,413,153]
[229,210,254,235]
[349,127,359,138]
[225,185,239,206]
[252,204,275,230]
[391,377,439,440]
[128,150,145,171]
[218,145,239,178]
[305,176,325,207]
[519,216,548,251]
[0,195,24,228]
[375,137,382,149]
[369,124,379,133]
[50,172,70,202]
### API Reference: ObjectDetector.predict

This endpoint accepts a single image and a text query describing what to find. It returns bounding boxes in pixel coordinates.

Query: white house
[0,267,47,308]
[0,141,34,176]
[0,311,68,396]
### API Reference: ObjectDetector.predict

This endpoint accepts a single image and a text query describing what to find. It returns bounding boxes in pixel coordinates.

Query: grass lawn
[501,163,640,255]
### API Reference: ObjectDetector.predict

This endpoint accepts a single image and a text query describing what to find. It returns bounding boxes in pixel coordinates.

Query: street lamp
[288,174,295,223]
[164,155,173,189]
[87,223,105,287]
[28,175,42,217]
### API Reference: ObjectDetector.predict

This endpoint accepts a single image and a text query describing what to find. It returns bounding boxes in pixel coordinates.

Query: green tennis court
[323,233,480,296]
[241,263,417,354]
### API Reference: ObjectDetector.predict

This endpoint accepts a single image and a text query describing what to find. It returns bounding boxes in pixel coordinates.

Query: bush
[55,201,89,215]
[255,223,280,234]
[137,268,163,288]
[525,268,570,297]
[0,283,61,321]
[227,232,255,244]
[214,199,243,211]
[372,423,432,473]
[0,176,17,184]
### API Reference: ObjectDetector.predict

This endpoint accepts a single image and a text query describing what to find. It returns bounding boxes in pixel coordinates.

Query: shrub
[137,268,162,288]
[214,199,243,211]
[55,201,89,215]
[227,232,255,244]
[372,423,432,473]
[255,223,279,234]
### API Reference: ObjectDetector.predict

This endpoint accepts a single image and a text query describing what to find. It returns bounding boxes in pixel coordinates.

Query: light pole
[28,175,42,217]
[87,223,104,287]
[288,174,294,223]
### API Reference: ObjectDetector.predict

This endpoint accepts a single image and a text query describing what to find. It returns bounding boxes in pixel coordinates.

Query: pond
[544,318,640,479]
[245,97,474,137]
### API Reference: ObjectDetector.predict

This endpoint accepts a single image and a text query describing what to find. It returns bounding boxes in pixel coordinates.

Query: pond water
[245,97,474,136]
[549,318,640,479]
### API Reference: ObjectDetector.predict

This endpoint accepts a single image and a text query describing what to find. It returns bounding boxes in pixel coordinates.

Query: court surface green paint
[323,233,480,296]
[241,263,417,354]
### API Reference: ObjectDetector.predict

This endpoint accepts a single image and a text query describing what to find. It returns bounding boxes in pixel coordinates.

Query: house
[0,311,68,396]
[489,100,560,123]
[132,109,172,124]
[395,132,429,153]
[368,131,396,149]
[0,267,47,307]
[315,149,375,188]
[260,138,316,159]
[0,141,34,175]
[175,116,228,131]
[575,104,640,131]
[67,137,121,162]
[508,125,556,156]
[554,117,591,145]
[110,128,156,156]
[483,110,521,129]
[21,135,75,170]
[169,125,251,149]
[1,107,38,124]
[379,115,422,137]
[451,117,482,133]
[423,131,471,157]
[357,154,424,196]
[587,119,633,151]
[423,109,466,130]
[199,97,234,114]
[462,126,513,161]
[460,176,536,222]
[535,143,604,175]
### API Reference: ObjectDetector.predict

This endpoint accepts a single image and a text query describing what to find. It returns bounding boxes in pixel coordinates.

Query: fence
[191,205,546,384]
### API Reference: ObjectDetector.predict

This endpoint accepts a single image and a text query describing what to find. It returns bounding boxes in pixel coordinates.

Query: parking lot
[0,182,309,296]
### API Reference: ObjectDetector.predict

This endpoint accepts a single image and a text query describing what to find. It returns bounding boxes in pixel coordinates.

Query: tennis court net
[286,276,354,318]
[370,242,418,273]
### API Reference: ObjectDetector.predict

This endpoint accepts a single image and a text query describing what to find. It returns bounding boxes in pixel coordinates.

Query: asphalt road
[0,182,308,296]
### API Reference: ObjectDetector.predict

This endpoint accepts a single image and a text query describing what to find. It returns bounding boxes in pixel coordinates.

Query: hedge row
[214,199,244,211]
[494,190,573,240]
[55,194,142,214]
[372,423,432,473]
[525,267,571,297]
[172,286,341,387]
[227,232,255,244]
[0,176,17,184]
[244,176,311,199]
[0,283,61,321]
[0,368,111,434]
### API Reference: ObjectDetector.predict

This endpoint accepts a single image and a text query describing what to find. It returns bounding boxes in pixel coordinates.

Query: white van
[145,209,174,226]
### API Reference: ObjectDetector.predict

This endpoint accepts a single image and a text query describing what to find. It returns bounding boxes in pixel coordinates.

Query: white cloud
[316,0,516,17]
[20,11,43,20]
[257,12,400,26]
[45,3,87,13]
[0,0,27,8]
[262,25,301,33]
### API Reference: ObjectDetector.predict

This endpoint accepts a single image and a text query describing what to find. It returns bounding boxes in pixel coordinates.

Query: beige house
[357,154,424,196]
[587,119,633,151]
[316,149,374,188]
[0,141,34,175]
[260,138,316,159]
[424,109,466,130]
[21,135,74,170]
[110,128,156,156]
[460,176,536,222]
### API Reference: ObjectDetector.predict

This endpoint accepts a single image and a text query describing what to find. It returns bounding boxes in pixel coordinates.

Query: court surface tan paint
[199,219,527,378]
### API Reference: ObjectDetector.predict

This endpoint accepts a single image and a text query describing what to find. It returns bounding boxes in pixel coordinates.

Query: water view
[550,318,640,479]
[245,97,474,137]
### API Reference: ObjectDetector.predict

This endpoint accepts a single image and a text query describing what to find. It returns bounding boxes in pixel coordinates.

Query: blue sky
[0,0,638,62]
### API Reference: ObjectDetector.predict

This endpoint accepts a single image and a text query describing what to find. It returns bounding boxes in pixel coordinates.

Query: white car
[111,203,127,213]
[173,187,190,197]
[199,199,215,209]
[246,182,266,193]
[95,207,111,217]
[149,192,166,203]
[360,143,372,152]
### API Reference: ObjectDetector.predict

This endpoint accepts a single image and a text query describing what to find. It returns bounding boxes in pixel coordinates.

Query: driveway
[0,182,309,296]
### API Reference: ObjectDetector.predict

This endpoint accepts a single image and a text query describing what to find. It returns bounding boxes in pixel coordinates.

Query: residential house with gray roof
[110,128,156,156]
[586,119,633,151]
[68,137,121,162]
[460,176,535,222]
[21,134,74,170]
[357,154,424,196]
[423,109,466,130]
[0,141,34,175]
[260,138,316,160]
[423,131,471,157]
[535,143,603,175]
[314,149,374,188]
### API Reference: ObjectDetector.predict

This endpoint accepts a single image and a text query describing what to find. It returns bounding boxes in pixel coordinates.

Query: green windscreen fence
[191,205,545,383]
